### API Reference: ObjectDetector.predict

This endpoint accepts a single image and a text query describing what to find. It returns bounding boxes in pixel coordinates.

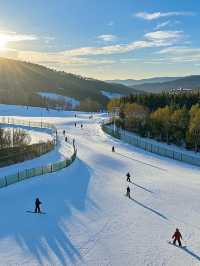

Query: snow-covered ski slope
[0,104,200,266]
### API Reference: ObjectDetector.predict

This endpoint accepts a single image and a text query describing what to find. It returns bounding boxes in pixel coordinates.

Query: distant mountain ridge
[107,77,181,86]
[130,75,200,93]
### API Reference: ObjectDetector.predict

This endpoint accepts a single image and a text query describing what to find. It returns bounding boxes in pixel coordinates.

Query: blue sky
[0,0,199,79]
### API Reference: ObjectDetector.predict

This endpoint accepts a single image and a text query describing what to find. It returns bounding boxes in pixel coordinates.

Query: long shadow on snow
[131,182,153,194]
[0,158,98,266]
[130,197,167,220]
[171,244,200,262]
[116,152,166,171]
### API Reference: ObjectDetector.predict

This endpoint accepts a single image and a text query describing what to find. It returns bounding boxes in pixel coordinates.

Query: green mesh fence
[0,117,77,188]
[102,123,200,168]
[1,149,77,188]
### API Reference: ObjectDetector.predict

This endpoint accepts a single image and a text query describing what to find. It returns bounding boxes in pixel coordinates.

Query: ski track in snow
[0,105,199,265]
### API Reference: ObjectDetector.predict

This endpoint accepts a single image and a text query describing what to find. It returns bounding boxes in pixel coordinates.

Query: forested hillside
[0,57,138,109]
[108,92,200,151]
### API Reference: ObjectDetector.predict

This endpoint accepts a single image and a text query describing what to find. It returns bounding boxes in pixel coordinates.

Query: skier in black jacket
[126,186,131,198]
[35,198,42,213]
[126,172,131,182]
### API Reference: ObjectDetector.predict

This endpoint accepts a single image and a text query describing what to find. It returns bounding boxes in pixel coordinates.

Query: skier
[126,186,131,198]
[65,136,68,142]
[75,114,77,118]
[63,130,66,136]
[112,146,115,152]
[126,172,131,182]
[75,122,77,127]
[35,198,42,213]
[81,124,83,129]
[172,228,182,247]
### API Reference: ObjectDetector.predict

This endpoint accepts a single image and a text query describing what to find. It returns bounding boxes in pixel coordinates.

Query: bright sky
[0,0,199,80]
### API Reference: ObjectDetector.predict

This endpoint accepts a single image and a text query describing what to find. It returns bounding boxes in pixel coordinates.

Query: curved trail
[0,109,199,266]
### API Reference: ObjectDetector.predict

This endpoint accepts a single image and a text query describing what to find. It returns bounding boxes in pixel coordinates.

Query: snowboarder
[112,146,115,152]
[172,228,182,247]
[126,172,131,182]
[126,186,131,198]
[35,198,42,213]
[63,130,66,136]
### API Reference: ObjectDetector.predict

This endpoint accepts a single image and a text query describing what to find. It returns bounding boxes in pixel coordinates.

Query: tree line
[0,128,30,149]
[107,92,200,152]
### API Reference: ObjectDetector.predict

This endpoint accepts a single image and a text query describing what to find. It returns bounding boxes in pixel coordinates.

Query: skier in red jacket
[172,228,182,246]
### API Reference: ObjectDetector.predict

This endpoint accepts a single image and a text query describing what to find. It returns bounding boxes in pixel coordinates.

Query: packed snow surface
[101,90,122,99]
[0,104,199,266]
[38,92,80,107]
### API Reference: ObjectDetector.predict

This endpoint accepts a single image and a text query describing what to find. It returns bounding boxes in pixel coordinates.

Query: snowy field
[1,125,53,145]
[0,104,199,266]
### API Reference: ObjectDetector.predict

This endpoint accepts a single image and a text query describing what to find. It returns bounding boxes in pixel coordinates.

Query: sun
[0,35,8,51]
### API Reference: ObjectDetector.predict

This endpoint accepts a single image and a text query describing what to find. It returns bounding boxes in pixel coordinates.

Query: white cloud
[0,31,37,43]
[155,47,200,64]
[43,36,55,44]
[97,34,117,42]
[61,31,182,57]
[155,20,171,30]
[0,29,186,68]
[13,50,116,66]
[135,11,194,20]
[145,30,183,46]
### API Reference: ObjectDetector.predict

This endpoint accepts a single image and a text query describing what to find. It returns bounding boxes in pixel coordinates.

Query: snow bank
[101,90,122,99]
[38,92,80,107]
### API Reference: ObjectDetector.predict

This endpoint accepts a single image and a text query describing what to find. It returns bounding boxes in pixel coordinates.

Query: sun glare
[0,35,8,51]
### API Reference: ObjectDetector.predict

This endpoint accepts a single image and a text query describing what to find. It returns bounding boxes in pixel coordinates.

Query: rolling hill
[130,75,200,93]
[0,57,139,108]
[107,77,180,86]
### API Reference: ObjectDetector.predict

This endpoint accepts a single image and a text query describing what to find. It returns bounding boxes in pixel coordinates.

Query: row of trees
[108,97,200,151]
[120,92,200,111]
[0,128,30,149]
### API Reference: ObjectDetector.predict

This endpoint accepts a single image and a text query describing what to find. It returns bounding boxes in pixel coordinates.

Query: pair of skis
[26,211,46,214]
[168,241,186,249]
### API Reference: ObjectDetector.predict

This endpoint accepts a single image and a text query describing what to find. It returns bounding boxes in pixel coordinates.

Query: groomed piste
[0,104,199,266]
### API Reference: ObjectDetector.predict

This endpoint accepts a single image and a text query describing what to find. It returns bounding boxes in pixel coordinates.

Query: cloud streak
[97,34,117,42]
[0,30,186,68]
[0,31,37,43]
[135,11,194,20]
[155,20,171,30]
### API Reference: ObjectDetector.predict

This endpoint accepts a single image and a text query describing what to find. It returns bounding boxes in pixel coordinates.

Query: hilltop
[0,57,138,108]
